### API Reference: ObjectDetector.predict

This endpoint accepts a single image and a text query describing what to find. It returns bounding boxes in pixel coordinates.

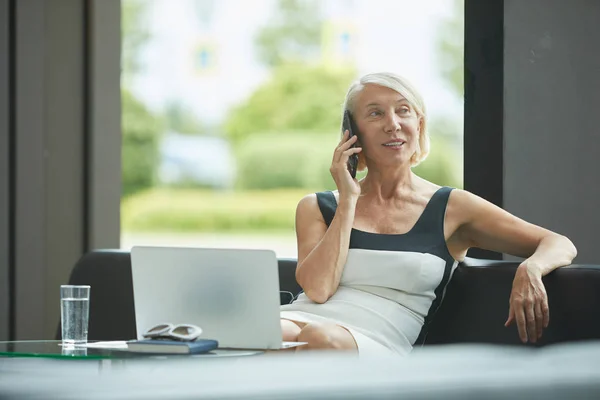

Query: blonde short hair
[341,72,430,169]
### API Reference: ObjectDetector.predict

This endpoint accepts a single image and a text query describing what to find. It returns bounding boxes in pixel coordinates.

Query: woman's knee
[281,319,302,342]
[297,323,355,350]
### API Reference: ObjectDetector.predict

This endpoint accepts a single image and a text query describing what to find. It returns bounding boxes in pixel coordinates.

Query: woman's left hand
[505,263,550,343]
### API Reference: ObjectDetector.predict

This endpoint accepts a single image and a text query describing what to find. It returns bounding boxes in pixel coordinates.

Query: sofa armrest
[425,257,600,345]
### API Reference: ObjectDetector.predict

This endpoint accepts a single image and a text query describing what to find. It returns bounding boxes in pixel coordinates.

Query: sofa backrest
[60,250,600,346]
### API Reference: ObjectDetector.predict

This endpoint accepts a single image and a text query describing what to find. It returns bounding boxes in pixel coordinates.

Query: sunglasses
[142,323,203,342]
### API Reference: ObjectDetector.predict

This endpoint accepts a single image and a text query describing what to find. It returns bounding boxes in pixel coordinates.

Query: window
[120,0,464,258]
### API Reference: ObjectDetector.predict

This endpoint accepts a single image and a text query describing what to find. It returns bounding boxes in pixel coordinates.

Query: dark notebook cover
[126,339,219,354]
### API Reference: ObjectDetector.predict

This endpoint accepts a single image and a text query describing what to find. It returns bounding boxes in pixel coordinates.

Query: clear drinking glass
[60,285,90,345]
[62,346,88,357]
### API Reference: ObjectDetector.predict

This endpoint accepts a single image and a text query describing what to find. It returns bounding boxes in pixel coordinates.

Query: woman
[279,72,577,356]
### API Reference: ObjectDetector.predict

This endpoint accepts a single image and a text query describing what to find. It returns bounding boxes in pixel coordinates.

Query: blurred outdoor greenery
[121,0,464,234]
[224,63,355,144]
[121,89,162,197]
[235,131,339,191]
[121,0,161,198]
[122,188,304,233]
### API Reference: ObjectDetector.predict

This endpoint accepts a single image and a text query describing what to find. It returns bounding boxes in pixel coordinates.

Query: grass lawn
[121,187,311,233]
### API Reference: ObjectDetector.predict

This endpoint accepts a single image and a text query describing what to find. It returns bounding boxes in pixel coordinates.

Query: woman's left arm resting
[452,189,578,343]
[522,234,578,276]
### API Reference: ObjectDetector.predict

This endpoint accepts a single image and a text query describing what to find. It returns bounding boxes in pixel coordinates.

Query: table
[2,341,600,399]
[0,340,263,359]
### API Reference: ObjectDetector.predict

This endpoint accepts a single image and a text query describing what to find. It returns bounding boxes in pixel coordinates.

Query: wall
[1,0,121,340]
[14,0,85,339]
[504,0,600,263]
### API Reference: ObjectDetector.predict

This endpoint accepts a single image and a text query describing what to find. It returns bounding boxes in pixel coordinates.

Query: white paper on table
[80,341,129,349]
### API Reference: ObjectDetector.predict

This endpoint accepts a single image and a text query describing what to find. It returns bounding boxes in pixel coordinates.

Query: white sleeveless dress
[280,188,458,356]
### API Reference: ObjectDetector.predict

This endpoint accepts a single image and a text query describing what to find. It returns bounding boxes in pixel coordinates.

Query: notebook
[127,339,219,355]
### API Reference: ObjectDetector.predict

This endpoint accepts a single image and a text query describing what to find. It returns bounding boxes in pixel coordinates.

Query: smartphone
[342,110,359,179]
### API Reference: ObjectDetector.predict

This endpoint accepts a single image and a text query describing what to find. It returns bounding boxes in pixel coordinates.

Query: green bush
[121,89,162,197]
[234,131,462,191]
[121,136,461,234]
[122,188,307,232]
[300,137,338,191]
[235,131,338,190]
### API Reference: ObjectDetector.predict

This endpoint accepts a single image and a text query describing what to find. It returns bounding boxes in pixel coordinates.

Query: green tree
[224,63,355,143]
[437,0,464,97]
[121,89,162,197]
[255,0,323,67]
[225,0,355,190]
[121,0,151,88]
[121,1,162,196]
[430,0,465,188]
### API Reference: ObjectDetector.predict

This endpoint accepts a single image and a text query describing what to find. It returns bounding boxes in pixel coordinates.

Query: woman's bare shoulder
[297,192,318,210]
[296,192,325,223]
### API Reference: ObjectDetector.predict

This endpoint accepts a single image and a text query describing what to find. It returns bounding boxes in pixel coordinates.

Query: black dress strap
[315,191,337,227]
[410,186,454,235]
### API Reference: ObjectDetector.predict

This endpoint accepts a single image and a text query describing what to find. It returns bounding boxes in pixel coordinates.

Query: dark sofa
[60,249,600,346]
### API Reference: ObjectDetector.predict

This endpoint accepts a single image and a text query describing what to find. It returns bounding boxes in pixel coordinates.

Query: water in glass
[61,297,89,345]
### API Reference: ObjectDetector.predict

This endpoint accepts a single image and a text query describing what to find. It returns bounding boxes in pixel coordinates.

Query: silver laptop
[130,246,303,350]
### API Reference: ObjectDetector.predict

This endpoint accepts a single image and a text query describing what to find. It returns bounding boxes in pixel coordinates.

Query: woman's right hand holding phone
[295,129,361,303]
[330,130,362,202]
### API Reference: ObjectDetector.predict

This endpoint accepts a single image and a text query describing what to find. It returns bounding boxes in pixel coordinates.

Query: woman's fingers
[535,301,544,340]
[337,129,349,145]
[542,293,550,328]
[342,147,362,158]
[525,303,536,343]
[515,304,528,343]
[535,287,549,339]
[333,130,349,161]
[334,134,358,162]
[509,266,550,344]
[505,303,515,327]
[330,133,362,198]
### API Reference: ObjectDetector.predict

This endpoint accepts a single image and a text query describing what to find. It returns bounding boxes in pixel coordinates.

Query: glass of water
[60,285,90,346]
[62,346,88,357]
